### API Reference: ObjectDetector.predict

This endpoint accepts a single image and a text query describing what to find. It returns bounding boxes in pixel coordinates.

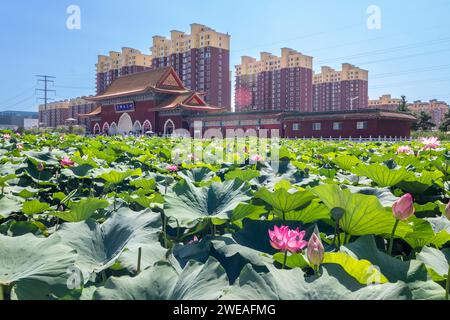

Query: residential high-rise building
[408,99,449,129]
[369,94,402,111]
[235,48,313,112]
[96,47,153,94]
[38,100,70,128]
[312,63,368,112]
[151,23,231,110]
[67,97,97,129]
[39,98,97,128]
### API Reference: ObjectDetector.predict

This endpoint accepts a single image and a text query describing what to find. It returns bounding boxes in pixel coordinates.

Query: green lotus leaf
[94,258,229,300]
[416,246,450,281]
[343,185,399,208]
[225,169,260,182]
[0,233,76,300]
[52,198,109,222]
[255,187,315,215]
[222,264,411,300]
[164,179,252,228]
[343,235,428,283]
[312,184,411,236]
[178,167,217,184]
[22,199,51,215]
[61,164,94,179]
[56,208,161,282]
[0,196,23,218]
[332,155,361,171]
[97,168,142,185]
[129,178,156,191]
[284,199,331,223]
[0,174,16,187]
[353,164,412,187]
[231,203,266,222]
[323,252,388,285]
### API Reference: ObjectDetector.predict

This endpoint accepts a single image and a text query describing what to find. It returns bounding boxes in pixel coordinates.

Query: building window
[292,123,300,131]
[333,122,343,130]
[312,123,321,131]
[357,121,368,130]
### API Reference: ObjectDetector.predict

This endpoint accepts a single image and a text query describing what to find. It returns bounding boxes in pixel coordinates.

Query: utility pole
[350,96,359,111]
[35,75,56,127]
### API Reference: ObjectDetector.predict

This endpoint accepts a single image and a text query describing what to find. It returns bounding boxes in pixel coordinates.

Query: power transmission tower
[35,75,56,127]
[36,75,56,108]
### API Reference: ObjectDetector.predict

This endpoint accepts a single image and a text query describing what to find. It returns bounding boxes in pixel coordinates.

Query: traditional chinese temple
[80,67,416,139]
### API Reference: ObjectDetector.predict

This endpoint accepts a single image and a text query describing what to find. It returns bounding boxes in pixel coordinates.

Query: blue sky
[1,0,450,111]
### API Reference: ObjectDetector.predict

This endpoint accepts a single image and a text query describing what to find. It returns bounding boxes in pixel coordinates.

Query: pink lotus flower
[3,134,11,140]
[251,154,264,162]
[420,137,440,150]
[16,143,24,150]
[60,156,75,168]
[445,202,450,220]
[269,226,307,253]
[166,164,178,172]
[392,193,415,221]
[37,163,45,172]
[307,233,325,267]
[396,146,414,155]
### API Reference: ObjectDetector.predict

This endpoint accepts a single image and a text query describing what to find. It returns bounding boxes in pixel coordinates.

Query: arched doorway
[93,123,101,135]
[118,113,133,135]
[109,123,118,135]
[143,120,152,134]
[164,119,175,136]
[133,121,142,135]
[102,123,110,134]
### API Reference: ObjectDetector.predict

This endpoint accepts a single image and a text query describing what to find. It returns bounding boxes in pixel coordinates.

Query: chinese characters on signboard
[115,102,135,113]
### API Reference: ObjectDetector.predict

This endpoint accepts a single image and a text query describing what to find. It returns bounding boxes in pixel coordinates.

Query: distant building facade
[151,23,231,110]
[80,67,416,139]
[408,99,450,129]
[369,94,402,111]
[0,111,38,129]
[312,63,369,112]
[38,101,70,128]
[96,48,153,95]
[68,97,98,128]
[235,48,313,112]
[39,98,98,128]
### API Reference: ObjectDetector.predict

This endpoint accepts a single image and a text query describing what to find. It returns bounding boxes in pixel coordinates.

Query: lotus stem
[282,251,288,270]
[0,284,4,301]
[388,220,400,256]
[446,265,450,300]
[163,215,168,248]
[137,247,142,275]
[113,186,117,212]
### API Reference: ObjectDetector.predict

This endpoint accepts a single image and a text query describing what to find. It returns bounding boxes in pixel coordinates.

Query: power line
[315,37,450,65]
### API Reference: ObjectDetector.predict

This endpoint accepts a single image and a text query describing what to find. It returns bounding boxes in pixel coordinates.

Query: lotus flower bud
[307,233,325,267]
[37,163,45,172]
[392,193,415,221]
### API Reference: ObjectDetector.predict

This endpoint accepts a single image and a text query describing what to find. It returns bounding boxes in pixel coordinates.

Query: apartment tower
[313,63,368,112]
[235,48,313,112]
[151,23,231,110]
[96,48,153,95]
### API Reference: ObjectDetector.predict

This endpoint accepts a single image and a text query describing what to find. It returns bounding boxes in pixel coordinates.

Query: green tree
[439,111,450,132]
[412,111,435,131]
[398,95,409,112]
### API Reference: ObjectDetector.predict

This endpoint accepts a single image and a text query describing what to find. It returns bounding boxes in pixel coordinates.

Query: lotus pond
[0,133,449,300]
